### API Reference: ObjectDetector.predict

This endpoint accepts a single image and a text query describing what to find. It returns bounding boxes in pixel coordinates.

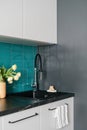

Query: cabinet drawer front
[0,118,2,130]
[2,107,40,130]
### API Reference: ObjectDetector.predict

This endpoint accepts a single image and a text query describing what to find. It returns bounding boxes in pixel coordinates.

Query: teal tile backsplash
[0,42,37,94]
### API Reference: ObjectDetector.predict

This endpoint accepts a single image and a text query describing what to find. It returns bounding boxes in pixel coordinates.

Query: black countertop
[0,91,74,116]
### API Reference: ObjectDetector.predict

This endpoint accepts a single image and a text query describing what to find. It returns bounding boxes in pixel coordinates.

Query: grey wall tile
[39,0,87,129]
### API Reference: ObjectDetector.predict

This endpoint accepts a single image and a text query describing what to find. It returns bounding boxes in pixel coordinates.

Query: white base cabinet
[1,97,74,130]
[0,118,2,130]
[40,97,74,130]
[2,107,40,130]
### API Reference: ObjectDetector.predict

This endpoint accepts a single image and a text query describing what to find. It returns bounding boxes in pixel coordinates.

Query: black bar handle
[8,113,39,124]
[48,103,68,111]
[65,103,68,105]
[48,108,56,111]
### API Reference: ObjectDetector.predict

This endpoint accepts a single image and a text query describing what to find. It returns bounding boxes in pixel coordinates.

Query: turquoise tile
[0,43,11,66]
[0,42,37,94]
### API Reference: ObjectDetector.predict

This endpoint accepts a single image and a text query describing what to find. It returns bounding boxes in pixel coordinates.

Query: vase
[0,82,6,98]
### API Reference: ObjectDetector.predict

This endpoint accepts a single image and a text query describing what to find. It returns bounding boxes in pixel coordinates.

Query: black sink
[11,90,58,100]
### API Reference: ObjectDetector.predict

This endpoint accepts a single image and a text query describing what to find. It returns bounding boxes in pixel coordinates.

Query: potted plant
[0,64,21,98]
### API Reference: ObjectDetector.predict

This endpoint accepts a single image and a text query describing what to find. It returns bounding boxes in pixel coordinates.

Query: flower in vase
[0,64,21,84]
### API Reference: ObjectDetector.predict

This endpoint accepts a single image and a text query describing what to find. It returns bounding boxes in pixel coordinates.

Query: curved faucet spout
[34,53,42,71]
[34,53,43,91]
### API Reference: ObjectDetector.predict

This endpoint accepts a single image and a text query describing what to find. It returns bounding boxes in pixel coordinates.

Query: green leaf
[0,74,3,81]
[2,66,6,73]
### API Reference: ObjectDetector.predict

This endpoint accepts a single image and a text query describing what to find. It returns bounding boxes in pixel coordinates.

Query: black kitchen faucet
[33,53,43,91]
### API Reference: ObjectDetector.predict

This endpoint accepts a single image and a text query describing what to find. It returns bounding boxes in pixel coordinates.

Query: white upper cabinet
[0,0,22,38]
[23,0,57,44]
[0,0,57,45]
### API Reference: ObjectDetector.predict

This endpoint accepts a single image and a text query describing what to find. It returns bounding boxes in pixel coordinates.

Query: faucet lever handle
[39,71,43,80]
[32,82,37,88]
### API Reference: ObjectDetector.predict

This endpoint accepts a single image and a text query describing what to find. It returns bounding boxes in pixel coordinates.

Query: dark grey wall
[39,0,87,130]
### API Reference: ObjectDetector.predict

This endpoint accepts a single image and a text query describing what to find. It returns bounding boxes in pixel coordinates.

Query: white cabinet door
[0,117,2,130]
[40,97,74,130]
[0,0,22,38]
[54,97,74,130]
[23,0,57,44]
[2,107,40,130]
[40,102,56,130]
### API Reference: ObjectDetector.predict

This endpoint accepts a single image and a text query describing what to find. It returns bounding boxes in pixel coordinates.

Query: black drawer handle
[48,103,68,111]
[48,108,56,111]
[8,113,39,124]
